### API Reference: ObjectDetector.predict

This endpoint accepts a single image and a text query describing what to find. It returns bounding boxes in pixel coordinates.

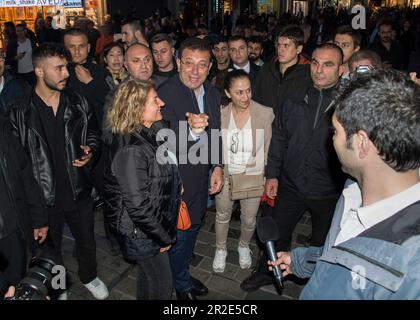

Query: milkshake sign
[0,0,83,7]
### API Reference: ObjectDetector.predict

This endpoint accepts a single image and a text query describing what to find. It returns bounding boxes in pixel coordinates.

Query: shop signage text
[0,0,83,8]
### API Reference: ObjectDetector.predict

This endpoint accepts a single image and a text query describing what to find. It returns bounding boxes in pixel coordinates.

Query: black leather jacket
[9,90,100,207]
[0,115,47,240]
[103,121,181,260]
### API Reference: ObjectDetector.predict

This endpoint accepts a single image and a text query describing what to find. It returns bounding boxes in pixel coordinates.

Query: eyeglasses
[180,59,209,71]
[231,131,239,154]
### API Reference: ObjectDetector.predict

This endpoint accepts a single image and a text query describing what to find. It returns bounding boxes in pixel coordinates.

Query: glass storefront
[258,0,273,13]
[0,0,106,32]
[292,1,308,15]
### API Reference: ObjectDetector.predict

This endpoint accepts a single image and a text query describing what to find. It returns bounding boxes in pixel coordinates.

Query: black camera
[7,256,56,300]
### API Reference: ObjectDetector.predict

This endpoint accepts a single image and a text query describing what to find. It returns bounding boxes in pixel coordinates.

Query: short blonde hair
[107,79,155,135]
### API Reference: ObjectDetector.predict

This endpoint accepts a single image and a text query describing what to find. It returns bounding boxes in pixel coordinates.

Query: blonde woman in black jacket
[104,79,181,300]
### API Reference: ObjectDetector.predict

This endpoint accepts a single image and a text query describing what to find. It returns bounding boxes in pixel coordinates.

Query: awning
[0,0,84,8]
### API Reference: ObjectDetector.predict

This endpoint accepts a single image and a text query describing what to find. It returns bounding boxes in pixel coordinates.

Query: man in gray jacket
[270,69,420,299]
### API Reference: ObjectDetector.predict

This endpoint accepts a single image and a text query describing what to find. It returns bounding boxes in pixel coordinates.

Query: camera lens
[9,257,57,300]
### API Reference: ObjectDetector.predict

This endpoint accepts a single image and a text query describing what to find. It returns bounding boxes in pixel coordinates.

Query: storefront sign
[0,0,83,7]
[61,0,83,8]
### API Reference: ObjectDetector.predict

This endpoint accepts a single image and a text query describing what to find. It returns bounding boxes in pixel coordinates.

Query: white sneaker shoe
[83,277,109,300]
[238,245,252,269]
[212,248,227,273]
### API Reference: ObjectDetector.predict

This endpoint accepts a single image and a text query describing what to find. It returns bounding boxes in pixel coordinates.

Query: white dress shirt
[335,181,420,245]
[233,61,251,74]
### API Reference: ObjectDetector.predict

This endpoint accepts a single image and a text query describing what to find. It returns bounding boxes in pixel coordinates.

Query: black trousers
[0,230,26,293]
[47,198,97,284]
[91,144,105,199]
[257,186,339,274]
[137,252,173,300]
[92,144,119,247]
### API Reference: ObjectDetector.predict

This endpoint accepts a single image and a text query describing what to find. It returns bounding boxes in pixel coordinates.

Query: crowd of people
[0,5,419,301]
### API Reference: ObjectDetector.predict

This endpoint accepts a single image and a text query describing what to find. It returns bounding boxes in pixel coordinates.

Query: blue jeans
[169,223,201,292]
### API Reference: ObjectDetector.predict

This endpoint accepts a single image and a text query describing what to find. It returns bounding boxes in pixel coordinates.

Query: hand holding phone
[72,145,92,167]
[16,52,26,60]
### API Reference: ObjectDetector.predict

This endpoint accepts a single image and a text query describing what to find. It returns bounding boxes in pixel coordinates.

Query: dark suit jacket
[229,61,260,92]
[158,75,221,224]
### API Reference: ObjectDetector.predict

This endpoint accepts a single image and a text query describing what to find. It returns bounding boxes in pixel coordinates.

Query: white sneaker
[83,277,109,300]
[212,248,227,273]
[238,245,252,269]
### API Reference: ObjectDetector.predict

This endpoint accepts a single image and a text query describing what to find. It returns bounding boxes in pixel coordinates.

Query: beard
[43,77,67,91]
[249,54,258,62]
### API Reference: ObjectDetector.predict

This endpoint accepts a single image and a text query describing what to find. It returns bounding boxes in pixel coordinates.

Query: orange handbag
[177,199,191,231]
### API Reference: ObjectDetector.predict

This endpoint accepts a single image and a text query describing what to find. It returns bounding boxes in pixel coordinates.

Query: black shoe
[176,290,198,300]
[191,276,208,296]
[240,272,274,292]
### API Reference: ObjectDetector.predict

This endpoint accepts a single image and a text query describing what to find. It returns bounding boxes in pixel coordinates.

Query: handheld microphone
[256,215,283,289]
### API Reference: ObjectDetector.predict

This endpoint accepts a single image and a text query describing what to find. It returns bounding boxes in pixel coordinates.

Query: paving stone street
[63,205,312,300]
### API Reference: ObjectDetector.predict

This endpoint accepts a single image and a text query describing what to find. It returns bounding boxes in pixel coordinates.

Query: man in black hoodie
[253,26,311,114]
[241,43,347,292]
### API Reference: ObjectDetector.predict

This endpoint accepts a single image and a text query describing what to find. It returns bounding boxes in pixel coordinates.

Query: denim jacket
[291,180,420,300]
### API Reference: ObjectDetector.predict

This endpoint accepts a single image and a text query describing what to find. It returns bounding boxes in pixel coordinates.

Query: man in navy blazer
[228,35,260,91]
[158,37,223,300]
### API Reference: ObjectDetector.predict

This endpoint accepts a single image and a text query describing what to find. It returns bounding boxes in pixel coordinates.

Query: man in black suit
[158,37,223,300]
[228,35,260,91]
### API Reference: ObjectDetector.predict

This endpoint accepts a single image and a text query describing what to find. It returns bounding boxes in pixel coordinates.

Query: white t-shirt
[227,111,253,175]
[17,38,33,74]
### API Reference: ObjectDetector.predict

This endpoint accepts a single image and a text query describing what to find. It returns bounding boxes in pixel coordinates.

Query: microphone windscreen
[256,215,279,243]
